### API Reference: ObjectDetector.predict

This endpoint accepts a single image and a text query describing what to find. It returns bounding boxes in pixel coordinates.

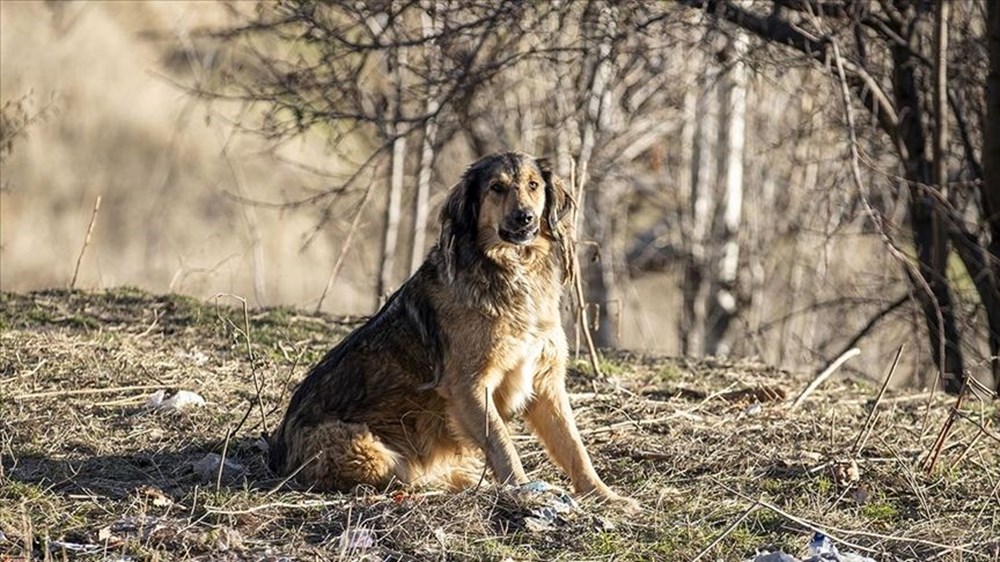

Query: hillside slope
[1,289,997,561]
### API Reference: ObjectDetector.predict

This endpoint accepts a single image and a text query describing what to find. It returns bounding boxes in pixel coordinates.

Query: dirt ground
[1,288,997,561]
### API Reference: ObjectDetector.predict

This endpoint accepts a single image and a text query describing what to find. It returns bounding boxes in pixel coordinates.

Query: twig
[691,502,759,562]
[265,452,322,496]
[567,159,604,378]
[852,345,904,455]
[923,378,968,473]
[70,194,102,289]
[790,348,861,411]
[14,385,165,400]
[723,485,876,555]
[205,498,348,515]
[830,37,950,403]
[316,177,378,313]
[216,428,232,492]
[212,293,268,435]
[8,359,47,383]
[953,408,1000,447]
[578,385,734,435]
[725,486,978,556]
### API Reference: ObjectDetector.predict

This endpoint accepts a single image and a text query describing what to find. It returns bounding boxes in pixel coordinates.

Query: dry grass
[1,288,998,561]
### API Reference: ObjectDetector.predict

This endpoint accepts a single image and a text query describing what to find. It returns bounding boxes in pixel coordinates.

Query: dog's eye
[490,182,505,193]
[528,180,540,191]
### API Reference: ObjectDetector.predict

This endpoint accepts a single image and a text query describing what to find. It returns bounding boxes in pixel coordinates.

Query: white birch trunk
[682,59,718,356]
[409,5,440,274]
[378,46,407,301]
[705,31,748,356]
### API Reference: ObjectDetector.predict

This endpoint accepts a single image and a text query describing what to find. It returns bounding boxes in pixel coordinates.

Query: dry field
[1,288,998,561]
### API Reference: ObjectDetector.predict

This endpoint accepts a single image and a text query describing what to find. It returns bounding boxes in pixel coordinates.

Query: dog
[269,151,633,506]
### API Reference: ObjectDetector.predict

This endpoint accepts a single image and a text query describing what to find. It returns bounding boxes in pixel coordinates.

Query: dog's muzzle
[499,208,540,245]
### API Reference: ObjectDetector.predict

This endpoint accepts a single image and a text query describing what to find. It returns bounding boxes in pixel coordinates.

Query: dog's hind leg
[289,420,402,491]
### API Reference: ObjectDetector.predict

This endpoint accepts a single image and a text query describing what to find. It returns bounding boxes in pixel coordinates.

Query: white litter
[746,533,877,562]
[338,528,375,551]
[145,389,206,411]
[192,453,245,482]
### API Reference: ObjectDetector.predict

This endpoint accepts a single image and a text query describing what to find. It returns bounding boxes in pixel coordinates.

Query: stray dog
[269,151,633,505]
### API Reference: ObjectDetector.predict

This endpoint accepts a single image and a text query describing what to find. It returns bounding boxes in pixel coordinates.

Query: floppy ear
[438,166,481,282]
[536,157,574,233]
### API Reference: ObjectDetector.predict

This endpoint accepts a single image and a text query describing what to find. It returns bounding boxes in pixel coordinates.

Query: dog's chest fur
[476,260,563,417]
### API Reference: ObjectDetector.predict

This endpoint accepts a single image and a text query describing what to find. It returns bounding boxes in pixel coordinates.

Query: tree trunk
[578,6,619,348]
[681,61,718,356]
[891,27,965,393]
[985,0,1000,390]
[377,46,407,303]
[410,5,440,274]
[705,31,747,356]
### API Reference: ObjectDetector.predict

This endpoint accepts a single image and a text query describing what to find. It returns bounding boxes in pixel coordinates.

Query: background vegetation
[2,0,998,393]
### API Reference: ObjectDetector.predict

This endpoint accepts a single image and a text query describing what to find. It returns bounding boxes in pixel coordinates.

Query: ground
[0,288,997,561]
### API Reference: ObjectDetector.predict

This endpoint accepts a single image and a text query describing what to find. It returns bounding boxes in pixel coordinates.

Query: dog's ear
[536,157,574,233]
[438,164,481,282]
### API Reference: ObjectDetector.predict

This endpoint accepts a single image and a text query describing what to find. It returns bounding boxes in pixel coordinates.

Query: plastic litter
[751,552,800,562]
[49,540,102,554]
[746,533,877,562]
[145,389,206,412]
[807,533,876,562]
[506,480,579,531]
[192,453,245,482]
[338,528,375,551]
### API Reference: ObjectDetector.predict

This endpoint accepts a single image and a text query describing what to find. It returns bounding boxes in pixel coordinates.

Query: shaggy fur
[269,151,633,505]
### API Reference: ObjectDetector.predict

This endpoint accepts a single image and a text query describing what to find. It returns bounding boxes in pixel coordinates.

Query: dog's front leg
[525,363,635,506]
[447,378,528,486]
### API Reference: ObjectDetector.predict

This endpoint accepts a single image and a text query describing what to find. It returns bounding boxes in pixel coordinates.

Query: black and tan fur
[269,151,632,505]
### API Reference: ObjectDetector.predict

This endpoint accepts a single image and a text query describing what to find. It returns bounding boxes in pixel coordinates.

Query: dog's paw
[605,493,643,513]
[588,487,642,513]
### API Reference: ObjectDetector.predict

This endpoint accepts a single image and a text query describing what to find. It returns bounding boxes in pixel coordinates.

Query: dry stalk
[265,451,322,496]
[205,498,348,515]
[851,345,904,456]
[953,408,1000,447]
[70,194,102,289]
[923,379,968,473]
[790,347,861,411]
[216,427,233,492]
[13,384,165,400]
[725,484,978,556]
[567,159,604,378]
[691,502,759,562]
[212,293,268,435]
[316,176,378,313]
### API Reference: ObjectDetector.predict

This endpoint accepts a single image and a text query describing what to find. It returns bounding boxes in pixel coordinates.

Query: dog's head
[439,151,573,279]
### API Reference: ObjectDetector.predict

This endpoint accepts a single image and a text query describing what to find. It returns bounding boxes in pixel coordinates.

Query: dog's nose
[512,208,535,227]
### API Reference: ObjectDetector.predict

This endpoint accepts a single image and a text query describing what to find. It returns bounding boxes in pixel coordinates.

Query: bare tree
[197,0,997,392]
[705,30,748,356]
[677,0,994,393]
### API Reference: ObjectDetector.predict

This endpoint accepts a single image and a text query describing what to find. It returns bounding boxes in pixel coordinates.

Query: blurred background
[1,1,996,392]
